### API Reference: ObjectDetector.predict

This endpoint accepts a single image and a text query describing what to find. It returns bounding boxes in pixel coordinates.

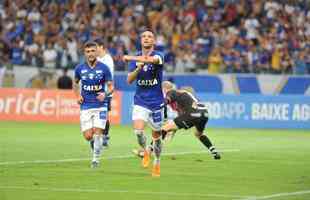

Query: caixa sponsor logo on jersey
[83,84,103,91]
[137,78,158,86]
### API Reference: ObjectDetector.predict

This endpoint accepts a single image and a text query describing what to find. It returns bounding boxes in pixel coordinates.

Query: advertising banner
[199,94,310,129]
[0,88,121,124]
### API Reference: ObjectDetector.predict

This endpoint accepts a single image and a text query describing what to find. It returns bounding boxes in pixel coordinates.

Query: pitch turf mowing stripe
[0,149,240,166]
[0,186,252,199]
[239,189,310,200]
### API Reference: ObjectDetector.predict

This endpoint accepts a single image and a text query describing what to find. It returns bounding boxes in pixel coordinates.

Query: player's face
[96,45,104,54]
[141,31,155,49]
[84,46,97,63]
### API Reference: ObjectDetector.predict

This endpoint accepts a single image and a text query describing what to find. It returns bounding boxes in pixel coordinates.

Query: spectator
[57,68,72,89]
[43,40,57,69]
[0,0,309,75]
[208,47,222,74]
[293,50,307,74]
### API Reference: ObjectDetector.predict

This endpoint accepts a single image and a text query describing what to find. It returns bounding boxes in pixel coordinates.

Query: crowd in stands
[0,0,310,77]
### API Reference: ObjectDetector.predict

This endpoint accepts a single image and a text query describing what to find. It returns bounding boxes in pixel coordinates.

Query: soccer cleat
[151,163,160,177]
[132,149,144,158]
[213,153,221,160]
[142,150,150,168]
[91,161,100,168]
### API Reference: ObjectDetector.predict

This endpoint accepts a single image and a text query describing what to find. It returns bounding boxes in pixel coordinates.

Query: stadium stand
[0,0,309,77]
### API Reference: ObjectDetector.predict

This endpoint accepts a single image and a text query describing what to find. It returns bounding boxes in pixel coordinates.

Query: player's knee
[83,130,93,141]
[152,130,161,139]
[195,132,203,138]
[134,129,144,135]
[93,128,103,135]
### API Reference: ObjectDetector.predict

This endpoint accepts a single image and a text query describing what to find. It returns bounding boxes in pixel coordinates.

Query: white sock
[92,134,103,162]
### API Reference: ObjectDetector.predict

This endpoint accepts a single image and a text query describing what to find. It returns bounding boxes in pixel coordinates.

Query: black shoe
[213,153,221,160]
[91,161,99,168]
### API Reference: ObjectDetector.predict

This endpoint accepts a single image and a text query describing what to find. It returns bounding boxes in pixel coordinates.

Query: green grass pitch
[0,121,310,200]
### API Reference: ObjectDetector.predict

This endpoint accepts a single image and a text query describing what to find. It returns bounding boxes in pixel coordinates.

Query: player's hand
[77,95,83,104]
[123,55,131,62]
[96,92,106,102]
[136,62,144,70]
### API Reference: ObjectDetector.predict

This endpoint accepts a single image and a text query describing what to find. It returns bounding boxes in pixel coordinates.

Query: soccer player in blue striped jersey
[73,41,113,168]
[123,30,164,177]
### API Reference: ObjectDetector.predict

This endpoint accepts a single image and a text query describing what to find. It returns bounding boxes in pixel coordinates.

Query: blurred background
[0,0,309,129]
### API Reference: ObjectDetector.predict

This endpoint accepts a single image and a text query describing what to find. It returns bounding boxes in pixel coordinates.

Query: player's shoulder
[74,63,85,72]
[152,50,164,57]
[97,61,109,69]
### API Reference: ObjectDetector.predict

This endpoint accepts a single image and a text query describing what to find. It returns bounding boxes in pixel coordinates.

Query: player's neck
[142,47,154,56]
[87,60,97,68]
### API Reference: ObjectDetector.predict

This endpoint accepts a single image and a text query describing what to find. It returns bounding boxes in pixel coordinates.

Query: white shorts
[80,107,108,132]
[132,105,164,131]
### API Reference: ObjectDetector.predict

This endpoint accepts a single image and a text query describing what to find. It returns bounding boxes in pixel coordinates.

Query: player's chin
[88,57,96,62]
[143,44,153,49]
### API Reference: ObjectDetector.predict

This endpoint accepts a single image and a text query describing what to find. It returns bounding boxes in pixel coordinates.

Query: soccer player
[132,81,177,158]
[123,30,165,177]
[161,87,221,160]
[73,41,113,168]
[94,38,114,147]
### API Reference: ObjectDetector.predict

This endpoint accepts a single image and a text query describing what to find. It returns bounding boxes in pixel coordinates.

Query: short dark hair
[140,28,155,36]
[83,41,97,49]
[94,38,105,47]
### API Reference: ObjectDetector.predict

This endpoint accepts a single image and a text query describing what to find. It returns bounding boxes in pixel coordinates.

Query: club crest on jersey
[143,65,148,71]
[88,73,95,79]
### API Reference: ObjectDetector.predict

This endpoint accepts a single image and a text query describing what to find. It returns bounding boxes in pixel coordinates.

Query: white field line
[0,185,251,199]
[0,149,240,166]
[239,189,310,200]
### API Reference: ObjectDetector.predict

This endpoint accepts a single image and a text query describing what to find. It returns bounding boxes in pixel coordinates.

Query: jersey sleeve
[128,60,137,72]
[104,65,113,82]
[154,52,164,65]
[74,65,81,81]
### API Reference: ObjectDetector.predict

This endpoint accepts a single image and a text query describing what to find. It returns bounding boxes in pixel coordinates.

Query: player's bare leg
[195,131,221,160]
[151,130,162,177]
[133,119,150,168]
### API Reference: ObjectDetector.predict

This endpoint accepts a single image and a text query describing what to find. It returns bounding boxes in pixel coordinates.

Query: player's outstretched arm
[127,62,143,84]
[123,55,162,65]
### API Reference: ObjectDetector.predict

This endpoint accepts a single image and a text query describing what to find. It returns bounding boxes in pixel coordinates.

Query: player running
[94,38,114,148]
[123,30,165,177]
[73,41,113,168]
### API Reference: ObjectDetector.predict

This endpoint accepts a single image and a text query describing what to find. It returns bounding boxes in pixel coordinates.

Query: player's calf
[197,133,221,160]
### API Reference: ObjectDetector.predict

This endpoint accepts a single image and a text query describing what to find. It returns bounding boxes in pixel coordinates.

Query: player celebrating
[161,87,221,160]
[94,38,114,148]
[123,30,165,177]
[73,41,113,168]
[132,81,177,158]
